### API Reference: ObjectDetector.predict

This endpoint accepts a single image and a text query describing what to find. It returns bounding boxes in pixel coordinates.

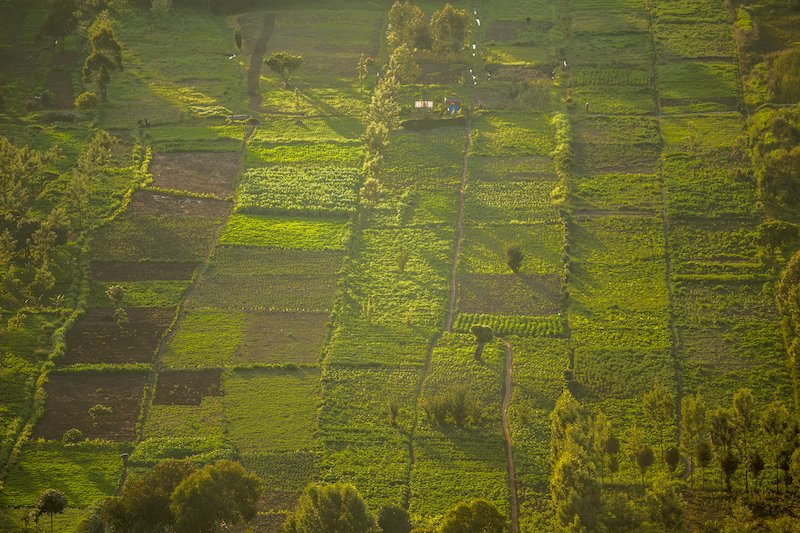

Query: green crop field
[2,0,799,530]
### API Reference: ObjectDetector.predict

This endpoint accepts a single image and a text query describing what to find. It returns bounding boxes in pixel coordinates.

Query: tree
[550,390,584,462]
[362,121,389,157]
[762,145,800,205]
[550,447,601,531]
[642,382,675,464]
[360,176,382,204]
[367,73,401,130]
[761,401,790,491]
[643,479,684,531]
[43,0,78,39]
[710,408,736,489]
[386,0,427,50]
[505,244,524,273]
[681,393,707,483]
[102,459,197,532]
[264,52,304,88]
[36,489,67,533]
[377,504,411,533]
[285,482,374,533]
[636,446,656,486]
[429,4,471,54]
[357,54,374,92]
[665,446,681,474]
[470,324,493,360]
[767,46,800,102]
[721,450,740,492]
[695,441,713,487]
[732,388,757,492]
[388,43,419,83]
[82,11,123,100]
[170,460,261,533]
[440,499,507,533]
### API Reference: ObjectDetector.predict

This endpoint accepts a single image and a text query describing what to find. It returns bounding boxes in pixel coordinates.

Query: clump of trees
[284,482,375,533]
[82,10,123,100]
[95,459,261,532]
[422,387,482,428]
[387,1,471,57]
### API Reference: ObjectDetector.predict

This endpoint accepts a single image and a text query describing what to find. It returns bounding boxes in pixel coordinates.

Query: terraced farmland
[1,0,799,531]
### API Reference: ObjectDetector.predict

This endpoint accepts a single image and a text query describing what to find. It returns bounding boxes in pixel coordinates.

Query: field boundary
[501,338,519,533]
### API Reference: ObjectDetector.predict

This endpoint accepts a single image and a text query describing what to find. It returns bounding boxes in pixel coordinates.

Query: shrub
[74,91,98,111]
[62,428,86,446]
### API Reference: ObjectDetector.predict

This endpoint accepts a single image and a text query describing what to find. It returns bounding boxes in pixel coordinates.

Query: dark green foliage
[665,446,681,473]
[644,481,684,531]
[170,460,261,533]
[504,243,524,273]
[439,499,507,533]
[36,489,68,533]
[721,451,741,491]
[422,387,481,428]
[636,446,655,485]
[377,504,411,533]
[82,12,124,100]
[767,46,800,102]
[264,52,304,87]
[470,324,494,344]
[61,428,85,446]
[101,459,196,532]
[43,0,78,38]
[429,3,471,54]
[284,482,375,533]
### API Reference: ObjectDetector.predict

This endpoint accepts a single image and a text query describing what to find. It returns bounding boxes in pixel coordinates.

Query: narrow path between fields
[501,338,520,533]
[248,13,276,110]
[445,116,472,332]
[645,5,684,447]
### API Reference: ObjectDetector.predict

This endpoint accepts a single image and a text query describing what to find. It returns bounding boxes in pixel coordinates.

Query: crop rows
[453,313,566,338]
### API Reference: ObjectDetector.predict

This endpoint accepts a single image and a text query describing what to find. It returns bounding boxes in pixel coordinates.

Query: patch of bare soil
[235,312,328,364]
[46,70,73,109]
[459,273,562,316]
[149,152,240,198]
[127,190,231,217]
[153,369,222,405]
[33,370,148,441]
[63,307,176,365]
[90,260,198,281]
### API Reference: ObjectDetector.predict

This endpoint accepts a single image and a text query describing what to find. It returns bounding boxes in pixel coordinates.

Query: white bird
[472,44,476,50]
[474,9,477,15]
[563,60,567,67]
[476,18,480,26]
[228,54,236,60]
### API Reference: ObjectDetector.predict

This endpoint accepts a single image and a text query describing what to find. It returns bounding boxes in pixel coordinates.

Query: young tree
[761,401,790,491]
[357,54,374,92]
[665,446,681,474]
[362,121,389,157]
[721,450,741,492]
[470,324,493,360]
[732,388,757,492]
[36,489,67,533]
[550,390,584,461]
[429,3,471,55]
[367,73,401,130]
[264,52,304,88]
[43,0,78,39]
[710,407,736,489]
[82,11,123,100]
[636,446,656,487]
[388,43,419,83]
[440,499,507,533]
[504,244,524,273]
[681,393,707,482]
[642,382,675,464]
[284,482,374,533]
[695,440,713,487]
[170,460,261,533]
[360,175,382,204]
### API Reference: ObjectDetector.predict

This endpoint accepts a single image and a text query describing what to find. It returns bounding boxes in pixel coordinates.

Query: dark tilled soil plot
[127,190,231,217]
[46,70,73,109]
[63,307,176,365]
[33,370,148,441]
[91,260,198,281]
[154,369,222,405]
[419,61,467,84]
[459,273,562,315]
[236,312,328,364]
[149,152,240,198]
[52,51,77,68]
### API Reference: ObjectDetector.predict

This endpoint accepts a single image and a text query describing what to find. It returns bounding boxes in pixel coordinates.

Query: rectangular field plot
[565,32,652,65]
[219,215,350,249]
[508,337,568,491]
[154,369,222,405]
[454,313,565,338]
[471,112,554,157]
[673,279,778,325]
[249,115,362,143]
[143,126,245,153]
[320,365,422,433]
[410,334,508,520]
[651,0,730,23]
[568,84,656,115]
[575,115,659,145]
[236,311,329,365]
[470,155,555,181]
[162,310,243,368]
[236,166,360,217]
[660,114,744,152]
[325,320,431,366]
[573,346,674,399]
[571,9,648,34]
[464,181,560,223]
[381,129,465,190]
[572,173,661,212]
[657,61,739,113]
[224,367,320,453]
[344,227,452,328]
[149,151,239,198]
[679,323,789,407]
[461,223,563,275]
[127,190,231,217]
[246,140,363,167]
[459,273,562,316]
[0,442,126,508]
[62,307,175,365]
[653,22,736,59]
[91,215,226,263]
[33,370,148,441]
[574,142,660,174]
[669,220,760,276]
[320,432,410,510]
[90,260,198,281]
[189,246,342,311]
[88,280,191,308]
[662,155,759,219]
[241,450,319,493]
[144,396,225,439]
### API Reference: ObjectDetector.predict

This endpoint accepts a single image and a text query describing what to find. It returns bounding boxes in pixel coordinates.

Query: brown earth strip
[236,311,328,364]
[90,260,198,281]
[149,151,240,198]
[63,307,176,365]
[127,189,231,217]
[33,371,148,441]
[154,369,222,405]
